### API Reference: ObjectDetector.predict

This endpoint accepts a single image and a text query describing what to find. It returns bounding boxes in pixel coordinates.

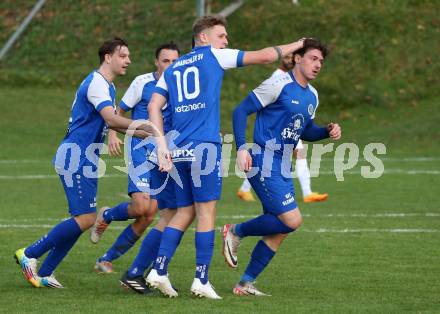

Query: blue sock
[153,227,184,275]
[99,225,139,263]
[103,202,130,224]
[195,230,215,284]
[25,218,82,259]
[234,214,294,238]
[128,228,162,278]
[240,240,275,283]
[38,231,81,277]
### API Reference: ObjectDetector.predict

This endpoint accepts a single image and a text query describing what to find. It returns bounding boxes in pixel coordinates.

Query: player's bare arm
[242,38,305,66]
[147,92,172,172]
[99,106,153,137]
[107,107,126,156]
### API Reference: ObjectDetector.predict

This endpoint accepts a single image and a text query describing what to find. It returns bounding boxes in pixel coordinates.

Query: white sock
[296,158,311,196]
[239,178,252,192]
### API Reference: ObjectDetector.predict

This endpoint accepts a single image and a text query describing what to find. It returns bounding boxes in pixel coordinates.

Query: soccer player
[145,15,306,299]
[237,52,328,203]
[14,37,153,288]
[91,43,180,279]
[223,38,341,296]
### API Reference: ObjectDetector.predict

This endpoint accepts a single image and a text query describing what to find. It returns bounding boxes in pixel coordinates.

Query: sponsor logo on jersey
[175,102,206,113]
[308,104,314,116]
[282,193,295,206]
[281,114,304,141]
[148,149,196,162]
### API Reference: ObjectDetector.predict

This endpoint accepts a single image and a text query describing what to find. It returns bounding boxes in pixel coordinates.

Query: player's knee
[281,212,303,231]
[130,196,150,216]
[135,215,154,229]
[75,212,97,230]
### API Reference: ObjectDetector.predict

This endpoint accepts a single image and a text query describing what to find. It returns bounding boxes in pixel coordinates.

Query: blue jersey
[155,45,244,145]
[251,71,319,154]
[56,70,115,169]
[119,72,172,133]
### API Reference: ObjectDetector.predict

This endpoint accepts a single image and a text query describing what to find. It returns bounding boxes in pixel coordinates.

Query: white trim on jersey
[270,68,286,78]
[210,47,240,70]
[156,73,168,92]
[308,84,319,119]
[121,73,156,109]
[252,72,292,108]
[87,72,113,109]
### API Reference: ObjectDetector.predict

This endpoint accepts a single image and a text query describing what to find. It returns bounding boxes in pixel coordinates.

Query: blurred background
[0,0,439,159]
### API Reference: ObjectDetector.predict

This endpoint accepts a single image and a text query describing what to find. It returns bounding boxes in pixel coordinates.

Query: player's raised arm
[242,39,305,66]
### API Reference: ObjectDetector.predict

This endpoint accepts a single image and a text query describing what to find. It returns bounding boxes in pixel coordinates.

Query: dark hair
[192,15,227,42]
[155,42,180,59]
[98,37,128,64]
[293,38,329,59]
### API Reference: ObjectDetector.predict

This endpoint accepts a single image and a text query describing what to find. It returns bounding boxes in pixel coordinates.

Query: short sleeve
[251,74,289,107]
[120,76,145,111]
[211,48,244,70]
[154,73,169,98]
[87,75,112,111]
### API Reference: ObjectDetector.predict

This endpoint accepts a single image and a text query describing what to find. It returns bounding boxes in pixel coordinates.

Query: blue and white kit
[234,71,329,215]
[54,70,115,216]
[119,72,176,209]
[154,45,244,206]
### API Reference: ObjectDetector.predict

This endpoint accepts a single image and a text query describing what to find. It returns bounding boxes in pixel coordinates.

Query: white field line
[0,224,437,233]
[1,169,439,180]
[0,212,438,223]
[1,157,439,164]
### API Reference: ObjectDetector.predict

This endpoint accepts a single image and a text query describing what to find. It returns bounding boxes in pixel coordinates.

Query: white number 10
[173,66,200,102]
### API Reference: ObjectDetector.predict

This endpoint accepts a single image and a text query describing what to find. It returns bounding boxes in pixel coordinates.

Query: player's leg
[16,173,97,288]
[91,144,152,243]
[127,207,175,277]
[151,204,195,274]
[237,178,256,202]
[146,161,195,297]
[121,207,176,294]
[189,200,221,299]
[189,142,222,299]
[223,157,301,268]
[295,141,328,203]
[90,195,149,244]
[233,233,288,296]
[95,192,156,273]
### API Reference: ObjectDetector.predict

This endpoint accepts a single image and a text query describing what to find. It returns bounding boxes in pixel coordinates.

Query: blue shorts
[150,165,177,210]
[59,171,97,216]
[173,141,222,207]
[247,152,298,216]
[127,139,153,196]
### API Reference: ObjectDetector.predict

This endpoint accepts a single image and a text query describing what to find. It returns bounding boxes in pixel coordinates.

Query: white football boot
[146,269,178,298]
[191,278,222,299]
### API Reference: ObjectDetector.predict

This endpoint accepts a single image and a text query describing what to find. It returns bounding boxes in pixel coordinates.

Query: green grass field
[0,87,439,313]
[1,146,439,313]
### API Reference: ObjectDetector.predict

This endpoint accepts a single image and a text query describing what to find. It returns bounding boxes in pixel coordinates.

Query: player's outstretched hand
[327,123,341,140]
[237,149,252,172]
[158,147,172,172]
[108,130,123,156]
